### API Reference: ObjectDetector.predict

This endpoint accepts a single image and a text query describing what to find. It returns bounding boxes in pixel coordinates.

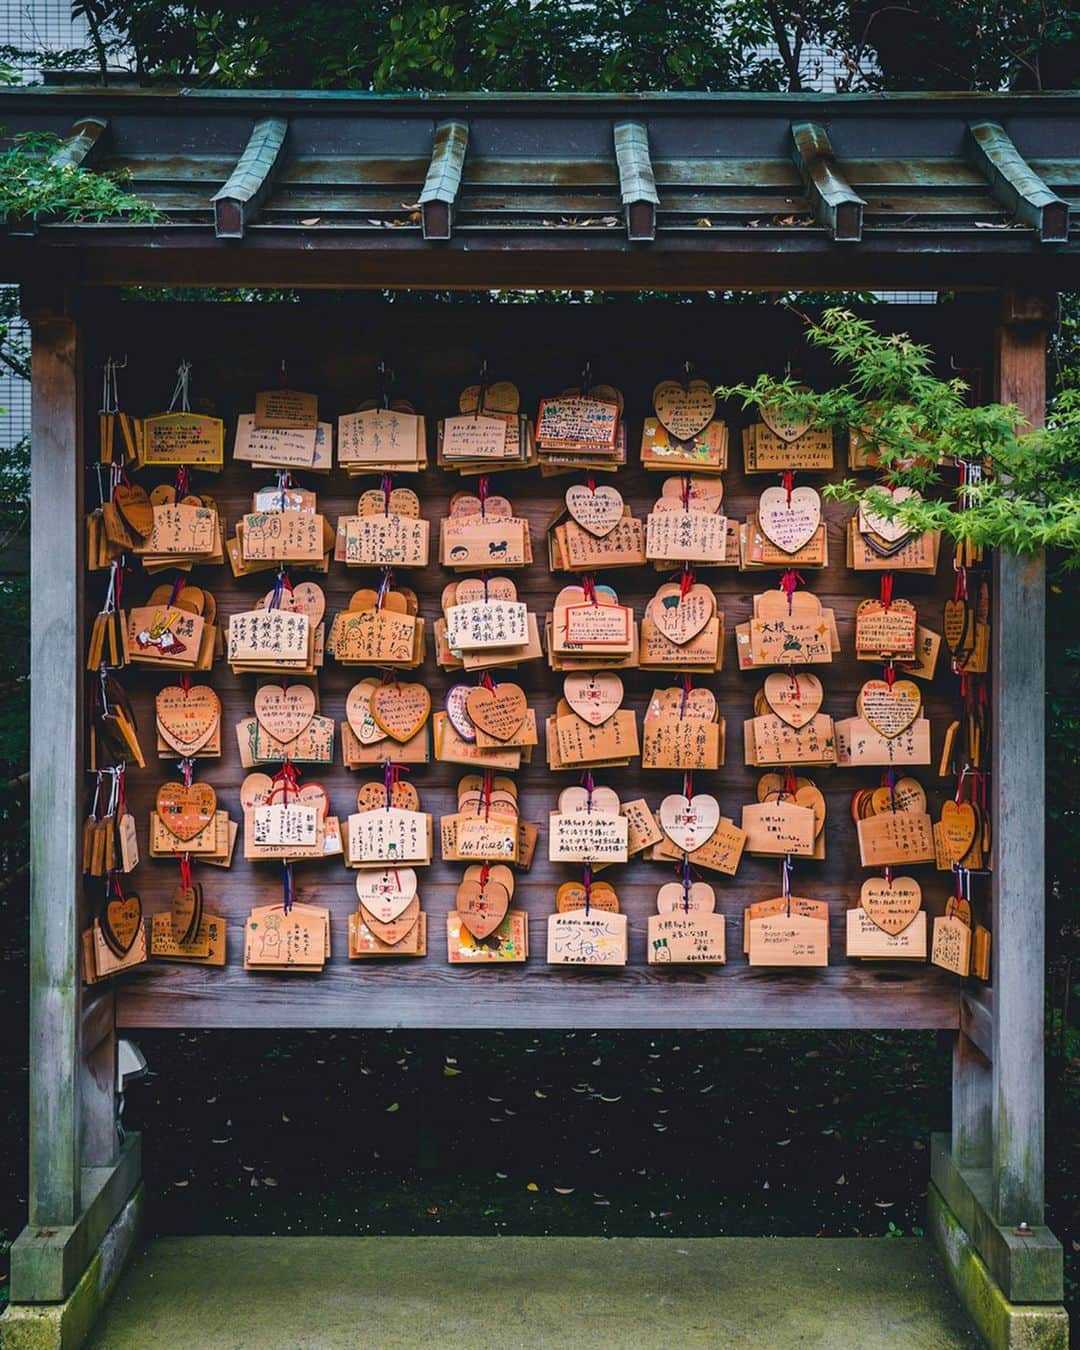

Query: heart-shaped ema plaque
[563,671,623,727]
[445,683,477,742]
[240,772,274,813]
[345,679,388,746]
[858,486,921,546]
[295,782,330,820]
[361,894,421,946]
[355,867,418,923]
[856,678,921,739]
[370,682,430,743]
[656,880,716,914]
[647,583,715,645]
[940,801,977,865]
[555,880,620,913]
[658,793,720,853]
[114,482,154,538]
[254,683,316,746]
[652,379,716,441]
[156,781,216,843]
[757,485,822,554]
[156,684,221,755]
[465,683,527,742]
[762,671,823,730]
[557,785,621,817]
[648,687,717,723]
[860,876,922,936]
[760,387,813,442]
[870,776,927,817]
[101,891,142,956]
[455,876,510,940]
[565,484,625,538]
[356,780,420,813]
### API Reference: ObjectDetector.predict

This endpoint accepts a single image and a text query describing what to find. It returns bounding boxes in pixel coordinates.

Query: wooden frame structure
[0,90,1073,1345]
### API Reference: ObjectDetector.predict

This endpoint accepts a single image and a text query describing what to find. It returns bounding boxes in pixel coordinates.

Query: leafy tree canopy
[65,1,1080,93]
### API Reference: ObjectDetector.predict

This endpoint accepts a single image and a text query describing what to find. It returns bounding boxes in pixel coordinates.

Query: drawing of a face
[450,545,468,560]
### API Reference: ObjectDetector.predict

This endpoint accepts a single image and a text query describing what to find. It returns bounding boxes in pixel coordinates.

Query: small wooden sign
[856,810,935,867]
[931,913,972,976]
[446,600,529,651]
[547,909,628,965]
[645,508,728,563]
[746,909,829,967]
[548,811,629,863]
[846,907,927,959]
[338,408,423,466]
[143,411,224,468]
[347,807,431,867]
[254,388,318,429]
[648,912,726,965]
[741,800,816,856]
[339,514,430,568]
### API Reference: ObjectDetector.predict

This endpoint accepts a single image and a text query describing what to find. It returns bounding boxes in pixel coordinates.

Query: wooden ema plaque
[91,300,966,1033]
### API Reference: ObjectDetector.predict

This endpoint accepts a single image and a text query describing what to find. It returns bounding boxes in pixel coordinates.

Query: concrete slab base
[0,1187,143,1350]
[84,1233,977,1349]
[928,1185,1069,1350]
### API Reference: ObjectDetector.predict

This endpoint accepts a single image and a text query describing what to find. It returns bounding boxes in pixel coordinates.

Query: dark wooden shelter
[0,88,1073,1348]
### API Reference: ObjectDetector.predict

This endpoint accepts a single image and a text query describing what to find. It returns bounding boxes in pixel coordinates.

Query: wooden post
[26,304,84,1227]
[991,283,1053,1227]
[10,293,141,1306]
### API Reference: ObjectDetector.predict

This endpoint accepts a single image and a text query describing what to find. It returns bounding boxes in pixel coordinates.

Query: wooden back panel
[82,297,992,1030]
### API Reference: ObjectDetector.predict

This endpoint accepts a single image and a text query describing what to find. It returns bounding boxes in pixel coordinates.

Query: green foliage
[0,132,161,224]
[718,308,1080,561]
[40,0,1080,93]
[45,1,842,92]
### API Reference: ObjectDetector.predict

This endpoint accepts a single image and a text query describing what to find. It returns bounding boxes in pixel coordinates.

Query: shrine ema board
[87,298,983,1031]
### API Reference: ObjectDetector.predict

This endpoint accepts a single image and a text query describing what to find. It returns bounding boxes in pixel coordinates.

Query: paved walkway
[87,1235,976,1348]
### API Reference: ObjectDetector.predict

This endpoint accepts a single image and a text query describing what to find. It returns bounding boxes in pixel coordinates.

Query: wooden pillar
[991,283,1054,1227]
[26,302,85,1227]
[952,1031,992,1168]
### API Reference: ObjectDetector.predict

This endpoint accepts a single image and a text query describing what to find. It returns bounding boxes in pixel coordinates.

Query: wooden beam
[992,283,1054,1228]
[212,116,289,240]
[967,121,1070,244]
[418,119,469,241]
[613,121,658,242]
[790,121,865,242]
[10,1134,141,1302]
[26,306,83,1229]
[931,1136,1062,1303]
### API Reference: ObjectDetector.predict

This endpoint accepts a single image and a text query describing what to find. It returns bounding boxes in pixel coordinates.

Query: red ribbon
[178,854,191,891]
[680,563,694,598]
[780,570,804,614]
[782,470,794,507]
[383,762,408,808]
[880,572,894,611]
[478,475,489,518]
[271,758,299,804]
